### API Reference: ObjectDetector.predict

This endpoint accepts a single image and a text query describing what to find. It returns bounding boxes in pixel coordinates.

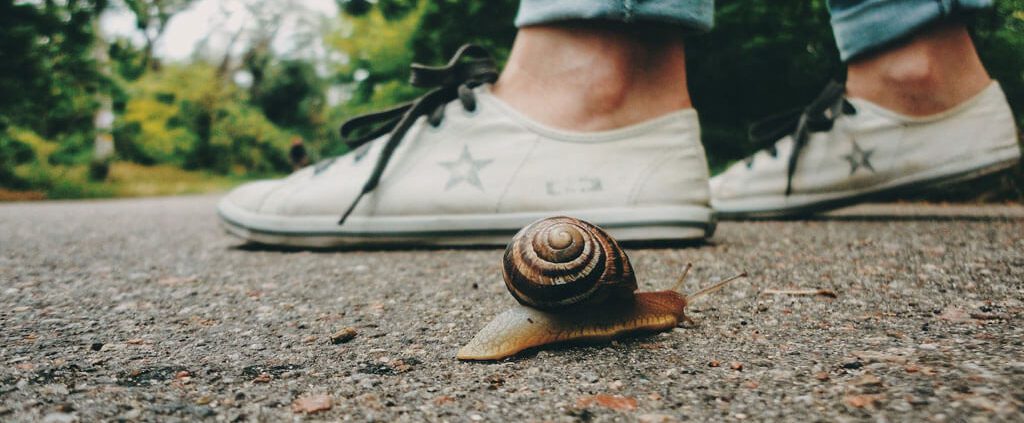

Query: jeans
[515,0,993,61]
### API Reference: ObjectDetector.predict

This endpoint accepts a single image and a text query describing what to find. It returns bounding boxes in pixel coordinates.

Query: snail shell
[502,216,636,310]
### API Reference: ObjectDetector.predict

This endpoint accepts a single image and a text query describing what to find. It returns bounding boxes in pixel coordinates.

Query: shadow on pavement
[229,239,711,253]
[808,214,1024,222]
[729,214,1024,223]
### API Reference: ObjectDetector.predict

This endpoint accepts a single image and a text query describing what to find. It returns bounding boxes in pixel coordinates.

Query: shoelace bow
[746,80,856,195]
[336,44,499,225]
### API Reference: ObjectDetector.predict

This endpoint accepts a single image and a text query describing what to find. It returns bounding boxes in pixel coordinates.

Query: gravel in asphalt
[1,195,1022,421]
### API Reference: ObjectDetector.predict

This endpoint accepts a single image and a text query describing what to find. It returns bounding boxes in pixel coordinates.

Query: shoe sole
[218,202,716,248]
[713,144,1021,219]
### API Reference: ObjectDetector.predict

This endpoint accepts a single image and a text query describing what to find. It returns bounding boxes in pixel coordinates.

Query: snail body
[457,291,688,361]
[457,216,742,361]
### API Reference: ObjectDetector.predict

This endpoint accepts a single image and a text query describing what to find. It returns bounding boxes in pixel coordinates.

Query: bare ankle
[492,22,692,131]
[846,22,991,116]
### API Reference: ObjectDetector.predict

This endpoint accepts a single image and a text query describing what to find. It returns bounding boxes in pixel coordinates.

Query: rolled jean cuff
[830,0,993,61]
[515,0,714,32]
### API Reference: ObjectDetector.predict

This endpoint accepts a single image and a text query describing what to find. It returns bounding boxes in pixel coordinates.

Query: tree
[0,0,109,160]
[253,60,326,131]
[122,0,196,70]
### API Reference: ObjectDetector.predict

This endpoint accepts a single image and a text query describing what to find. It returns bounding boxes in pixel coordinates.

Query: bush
[116,64,296,175]
[0,128,36,189]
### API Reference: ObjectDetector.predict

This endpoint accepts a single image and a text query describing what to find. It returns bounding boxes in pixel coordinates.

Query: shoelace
[746,80,857,195]
[335,44,499,225]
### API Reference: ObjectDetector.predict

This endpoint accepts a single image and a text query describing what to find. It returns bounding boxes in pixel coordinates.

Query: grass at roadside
[0,162,259,201]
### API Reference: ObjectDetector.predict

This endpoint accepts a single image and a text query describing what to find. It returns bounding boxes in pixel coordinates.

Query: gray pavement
[1,195,1023,422]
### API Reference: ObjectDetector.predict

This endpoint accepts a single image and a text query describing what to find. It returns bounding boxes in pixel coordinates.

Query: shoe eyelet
[461,103,480,118]
[426,118,445,132]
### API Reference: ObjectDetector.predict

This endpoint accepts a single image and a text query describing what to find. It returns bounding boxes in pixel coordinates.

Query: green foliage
[122,0,197,70]
[339,0,372,17]
[3,60,295,198]
[116,64,295,175]
[0,0,107,145]
[108,37,148,80]
[975,1,1024,123]
[688,1,841,168]
[1,125,111,198]
[118,65,201,164]
[407,0,518,65]
[0,124,37,189]
[328,5,422,105]
[205,99,292,174]
[253,60,327,133]
[0,0,111,194]
[0,0,319,198]
[322,5,427,156]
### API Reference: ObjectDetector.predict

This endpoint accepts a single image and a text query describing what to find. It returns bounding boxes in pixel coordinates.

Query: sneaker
[711,81,1021,218]
[217,45,715,247]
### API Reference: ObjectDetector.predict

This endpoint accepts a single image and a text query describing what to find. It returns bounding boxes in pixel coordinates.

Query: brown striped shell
[502,216,637,311]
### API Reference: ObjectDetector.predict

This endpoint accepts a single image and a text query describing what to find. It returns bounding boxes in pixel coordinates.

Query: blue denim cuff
[515,0,714,32]
[829,0,993,61]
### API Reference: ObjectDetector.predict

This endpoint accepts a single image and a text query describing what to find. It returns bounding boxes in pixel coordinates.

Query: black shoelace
[335,44,498,225]
[746,80,857,195]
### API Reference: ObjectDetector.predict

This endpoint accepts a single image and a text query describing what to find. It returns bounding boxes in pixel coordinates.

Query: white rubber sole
[713,144,1021,219]
[218,201,716,247]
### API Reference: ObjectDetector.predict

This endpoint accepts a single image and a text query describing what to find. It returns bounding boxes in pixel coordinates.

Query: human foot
[710,81,1020,218]
[218,46,714,247]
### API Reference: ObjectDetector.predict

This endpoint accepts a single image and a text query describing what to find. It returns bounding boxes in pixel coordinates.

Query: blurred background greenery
[1,0,1021,201]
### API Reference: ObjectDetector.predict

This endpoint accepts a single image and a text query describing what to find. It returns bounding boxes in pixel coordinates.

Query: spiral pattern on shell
[502,216,637,310]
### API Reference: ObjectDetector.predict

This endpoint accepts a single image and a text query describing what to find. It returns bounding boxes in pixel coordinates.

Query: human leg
[493,0,713,130]
[492,22,692,131]
[710,0,1020,218]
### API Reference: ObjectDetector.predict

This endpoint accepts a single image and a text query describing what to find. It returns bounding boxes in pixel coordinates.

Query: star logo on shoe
[843,141,876,175]
[439,145,493,191]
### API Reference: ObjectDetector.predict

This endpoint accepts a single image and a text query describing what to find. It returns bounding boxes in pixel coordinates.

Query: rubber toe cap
[219,180,283,214]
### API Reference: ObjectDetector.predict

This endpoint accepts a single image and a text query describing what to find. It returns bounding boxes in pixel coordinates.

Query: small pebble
[292,394,332,414]
[638,413,678,423]
[330,327,358,344]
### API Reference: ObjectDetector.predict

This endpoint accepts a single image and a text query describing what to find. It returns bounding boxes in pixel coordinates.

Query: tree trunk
[90,18,115,181]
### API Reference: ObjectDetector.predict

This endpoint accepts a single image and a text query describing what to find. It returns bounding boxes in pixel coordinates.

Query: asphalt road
[1,195,1023,422]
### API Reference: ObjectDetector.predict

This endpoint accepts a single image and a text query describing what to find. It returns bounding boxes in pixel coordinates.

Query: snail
[457,216,746,361]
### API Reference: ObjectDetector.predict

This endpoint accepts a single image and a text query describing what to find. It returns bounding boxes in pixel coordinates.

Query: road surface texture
[1,195,1023,422]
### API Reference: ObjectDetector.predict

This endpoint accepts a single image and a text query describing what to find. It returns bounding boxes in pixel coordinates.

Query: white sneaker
[711,81,1021,218]
[218,47,714,247]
